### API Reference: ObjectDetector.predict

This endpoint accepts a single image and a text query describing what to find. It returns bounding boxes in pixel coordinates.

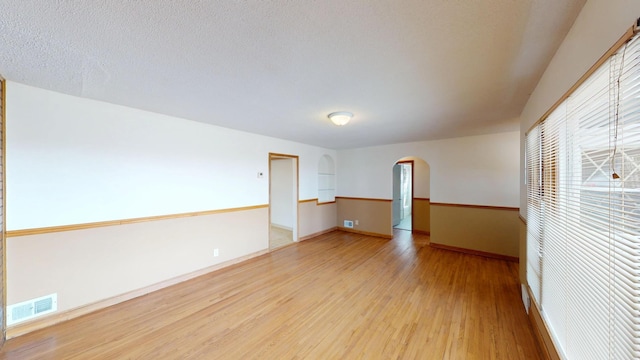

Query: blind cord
[611,42,628,179]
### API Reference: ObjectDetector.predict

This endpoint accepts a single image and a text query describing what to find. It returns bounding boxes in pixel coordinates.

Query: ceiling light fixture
[328,111,353,126]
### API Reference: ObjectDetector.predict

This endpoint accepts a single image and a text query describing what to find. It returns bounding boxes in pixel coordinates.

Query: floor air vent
[7,293,57,326]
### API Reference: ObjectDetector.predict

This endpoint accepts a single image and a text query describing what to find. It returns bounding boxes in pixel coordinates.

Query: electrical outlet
[355,220,359,226]
[214,248,219,257]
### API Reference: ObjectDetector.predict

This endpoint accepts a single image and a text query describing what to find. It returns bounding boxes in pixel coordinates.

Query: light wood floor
[270,225,293,249]
[0,230,543,359]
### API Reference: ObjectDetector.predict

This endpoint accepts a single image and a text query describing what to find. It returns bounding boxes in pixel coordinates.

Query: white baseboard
[270,223,293,231]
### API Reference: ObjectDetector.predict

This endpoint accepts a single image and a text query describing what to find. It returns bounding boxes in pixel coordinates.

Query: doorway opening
[393,161,413,231]
[269,153,298,250]
[392,157,430,235]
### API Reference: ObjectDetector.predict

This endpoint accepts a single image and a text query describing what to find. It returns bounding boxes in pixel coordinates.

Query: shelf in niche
[318,155,336,203]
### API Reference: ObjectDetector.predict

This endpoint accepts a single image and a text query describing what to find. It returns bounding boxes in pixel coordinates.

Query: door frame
[1,78,7,345]
[268,153,299,248]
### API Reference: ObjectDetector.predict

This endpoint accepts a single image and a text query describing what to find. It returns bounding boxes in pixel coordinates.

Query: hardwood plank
[0,230,543,359]
[269,225,293,249]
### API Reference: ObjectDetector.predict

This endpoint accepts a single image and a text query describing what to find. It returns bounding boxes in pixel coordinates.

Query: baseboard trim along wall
[299,227,338,242]
[7,249,269,339]
[337,227,394,239]
[7,204,269,237]
[430,243,519,262]
[270,224,293,232]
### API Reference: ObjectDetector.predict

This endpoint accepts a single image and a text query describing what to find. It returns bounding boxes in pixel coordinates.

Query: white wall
[519,0,640,217]
[5,82,338,320]
[7,82,336,230]
[337,131,520,207]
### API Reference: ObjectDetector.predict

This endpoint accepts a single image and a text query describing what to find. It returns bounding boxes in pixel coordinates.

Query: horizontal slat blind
[609,35,640,359]
[526,124,543,303]
[541,102,569,352]
[526,32,640,359]
[564,60,611,360]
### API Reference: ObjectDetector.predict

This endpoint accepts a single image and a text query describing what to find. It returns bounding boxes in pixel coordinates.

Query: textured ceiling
[0,0,585,149]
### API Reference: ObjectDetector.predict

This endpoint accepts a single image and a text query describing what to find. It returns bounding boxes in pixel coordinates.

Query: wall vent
[7,293,57,326]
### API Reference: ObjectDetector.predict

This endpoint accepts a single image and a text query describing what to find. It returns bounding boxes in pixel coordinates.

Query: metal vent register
[7,293,57,325]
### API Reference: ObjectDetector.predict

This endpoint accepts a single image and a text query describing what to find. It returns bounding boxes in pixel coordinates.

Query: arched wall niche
[318,155,336,203]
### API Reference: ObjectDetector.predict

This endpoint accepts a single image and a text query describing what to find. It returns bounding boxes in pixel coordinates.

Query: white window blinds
[526,32,640,359]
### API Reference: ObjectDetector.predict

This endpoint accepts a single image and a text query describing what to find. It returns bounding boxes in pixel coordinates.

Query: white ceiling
[0,0,585,149]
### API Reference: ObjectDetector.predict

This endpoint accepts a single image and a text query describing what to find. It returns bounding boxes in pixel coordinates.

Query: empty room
[0,1,639,359]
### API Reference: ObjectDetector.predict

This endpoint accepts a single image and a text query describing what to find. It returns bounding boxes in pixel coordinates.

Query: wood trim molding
[335,196,392,203]
[299,227,338,242]
[1,78,6,341]
[269,152,299,160]
[527,286,561,360]
[6,249,269,339]
[527,23,638,134]
[299,198,336,205]
[414,197,430,201]
[412,229,430,236]
[519,214,526,224]
[430,202,519,212]
[337,227,393,239]
[6,204,269,238]
[430,243,519,263]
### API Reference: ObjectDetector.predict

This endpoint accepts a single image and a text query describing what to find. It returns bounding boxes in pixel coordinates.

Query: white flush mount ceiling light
[328,111,353,126]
